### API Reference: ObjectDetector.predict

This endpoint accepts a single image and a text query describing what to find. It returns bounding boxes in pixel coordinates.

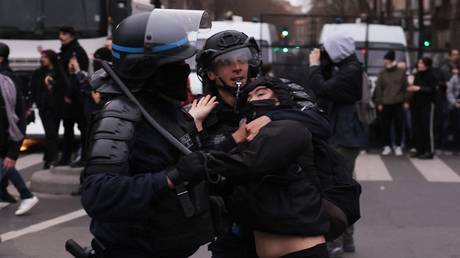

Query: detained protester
[30,50,66,169]
[80,10,215,258]
[307,31,367,257]
[194,30,339,258]
[374,50,408,156]
[187,77,331,258]
[407,57,438,159]
[0,42,39,215]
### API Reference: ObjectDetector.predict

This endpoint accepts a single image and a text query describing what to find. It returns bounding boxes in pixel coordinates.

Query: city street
[1,152,459,258]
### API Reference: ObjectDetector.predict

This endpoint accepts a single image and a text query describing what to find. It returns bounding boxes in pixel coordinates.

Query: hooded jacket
[307,32,367,149]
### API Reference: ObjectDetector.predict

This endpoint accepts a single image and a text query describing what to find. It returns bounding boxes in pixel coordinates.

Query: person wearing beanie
[308,31,367,257]
[374,50,408,156]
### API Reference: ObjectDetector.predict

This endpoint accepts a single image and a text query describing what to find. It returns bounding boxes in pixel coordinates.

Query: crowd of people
[0,26,112,215]
[373,48,460,159]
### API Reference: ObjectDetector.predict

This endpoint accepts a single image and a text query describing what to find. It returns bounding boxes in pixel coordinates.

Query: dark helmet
[0,42,10,60]
[196,30,261,84]
[111,9,209,81]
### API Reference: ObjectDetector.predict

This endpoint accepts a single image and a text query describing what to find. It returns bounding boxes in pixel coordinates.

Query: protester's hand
[189,95,218,122]
[309,48,321,66]
[407,85,421,92]
[64,96,72,104]
[69,56,80,74]
[404,102,410,110]
[232,121,248,144]
[44,75,54,90]
[3,157,16,170]
[377,104,384,112]
[246,115,271,141]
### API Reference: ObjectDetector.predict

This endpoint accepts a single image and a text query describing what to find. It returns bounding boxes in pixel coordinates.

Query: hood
[323,31,355,64]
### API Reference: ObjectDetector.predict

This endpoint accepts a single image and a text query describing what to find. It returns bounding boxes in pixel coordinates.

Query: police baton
[99,60,195,217]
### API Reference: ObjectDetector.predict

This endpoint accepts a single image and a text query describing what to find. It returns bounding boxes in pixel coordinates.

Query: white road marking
[355,153,393,181]
[16,153,43,171]
[409,156,460,183]
[0,209,87,242]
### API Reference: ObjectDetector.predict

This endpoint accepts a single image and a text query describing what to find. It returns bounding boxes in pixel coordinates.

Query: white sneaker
[394,146,403,156]
[15,196,39,216]
[382,146,392,156]
[0,202,11,210]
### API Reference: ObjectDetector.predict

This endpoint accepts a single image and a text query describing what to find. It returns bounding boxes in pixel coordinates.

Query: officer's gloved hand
[167,152,207,186]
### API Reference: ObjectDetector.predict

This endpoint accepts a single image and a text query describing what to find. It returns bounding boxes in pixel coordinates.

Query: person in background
[30,50,67,169]
[407,57,438,159]
[56,26,89,166]
[436,49,460,153]
[446,68,460,154]
[0,42,39,215]
[308,31,367,257]
[374,50,408,156]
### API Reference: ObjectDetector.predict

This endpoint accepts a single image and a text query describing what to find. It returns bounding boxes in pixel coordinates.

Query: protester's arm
[6,85,26,160]
[446,76,458,107]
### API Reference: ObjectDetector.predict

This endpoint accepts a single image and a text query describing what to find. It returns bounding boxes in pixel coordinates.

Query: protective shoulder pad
[87,97,141,165]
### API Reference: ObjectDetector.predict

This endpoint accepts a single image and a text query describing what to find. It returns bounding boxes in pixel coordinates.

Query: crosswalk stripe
[408,156,460,183]
[16,153,44,171]
[355,153,393,181]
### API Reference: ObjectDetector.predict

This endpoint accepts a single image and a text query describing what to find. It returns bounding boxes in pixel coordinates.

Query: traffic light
[281,26,289,39]
[420,32,432,48]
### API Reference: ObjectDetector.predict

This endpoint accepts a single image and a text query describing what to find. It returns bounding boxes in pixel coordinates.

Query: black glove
[168,152,207,185]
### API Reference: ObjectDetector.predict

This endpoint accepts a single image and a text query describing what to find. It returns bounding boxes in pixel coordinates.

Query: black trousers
[61,115,87,162]
[412,104,434,154]
[380,103,404,147]
[39,109,60,163]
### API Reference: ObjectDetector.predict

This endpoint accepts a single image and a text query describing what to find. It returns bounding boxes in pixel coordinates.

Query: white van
[187,18,279,95]
[319,23,410,82]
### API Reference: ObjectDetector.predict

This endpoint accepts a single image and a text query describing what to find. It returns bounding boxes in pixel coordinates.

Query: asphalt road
[1,152,460,258]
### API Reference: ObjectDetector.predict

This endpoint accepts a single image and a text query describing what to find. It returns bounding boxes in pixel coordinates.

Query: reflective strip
[151,37,188,53]
[112,50,120,59]
[112,43,144,53]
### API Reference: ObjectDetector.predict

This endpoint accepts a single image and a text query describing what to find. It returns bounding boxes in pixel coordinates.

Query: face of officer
[59,32,75,45]
[207,48,251,89]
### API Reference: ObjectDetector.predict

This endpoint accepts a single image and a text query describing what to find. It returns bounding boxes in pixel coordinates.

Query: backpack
[311,139,362,241]
[355,72,376,125]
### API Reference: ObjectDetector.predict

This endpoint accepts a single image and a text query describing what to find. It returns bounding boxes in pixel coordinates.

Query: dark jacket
[307,55,367,149]
[30,66,66,113]
[374,66,408,105]
[59,39,89,118]
[0,66,26,160]
[208,120,330,236]
[81,94,213,254]
[411,69,438,108]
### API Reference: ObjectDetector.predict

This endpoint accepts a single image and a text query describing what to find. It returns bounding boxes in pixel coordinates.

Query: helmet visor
[144,9,211,52]
[211,47,257,71]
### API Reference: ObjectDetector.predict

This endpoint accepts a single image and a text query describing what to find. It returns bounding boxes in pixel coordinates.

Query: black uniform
[81,93,214,258]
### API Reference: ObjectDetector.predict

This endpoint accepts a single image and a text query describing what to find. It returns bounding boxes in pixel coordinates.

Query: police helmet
[196,30,261,84]
[111,9,210,81]
[0,42,10,60]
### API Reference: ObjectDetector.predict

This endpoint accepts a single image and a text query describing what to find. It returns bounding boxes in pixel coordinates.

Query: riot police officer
[81,10,214,258]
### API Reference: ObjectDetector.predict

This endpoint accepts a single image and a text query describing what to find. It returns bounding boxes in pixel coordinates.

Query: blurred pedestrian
[0,42,39,214]
[407,57,438,159]
[30,50,66,169]
[374,50,408,156]
[436,49,460,152]
[308,31,367,257]
[446,68,460,153]
[56,26,89,166]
